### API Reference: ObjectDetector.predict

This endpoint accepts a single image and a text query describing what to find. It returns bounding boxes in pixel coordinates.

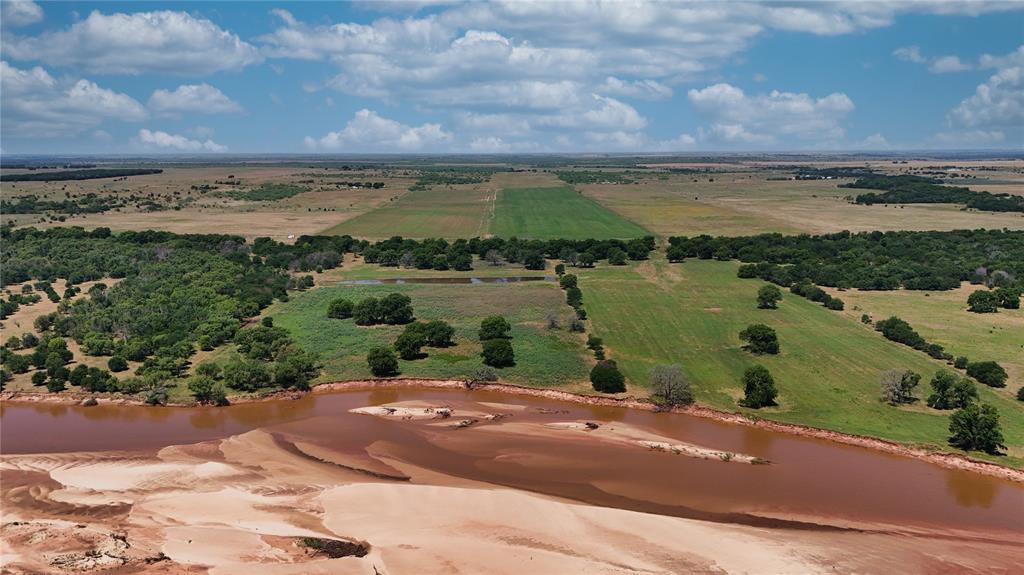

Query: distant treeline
[793,166,875,179]
[844,175,1024,213]
[410,169,494,190]
[555,171,635,185]
[668,229,1024,291]
[1,193,127,215]
[1,168,163,182]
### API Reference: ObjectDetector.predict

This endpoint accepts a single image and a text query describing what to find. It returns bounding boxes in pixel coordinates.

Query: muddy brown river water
[2,387,1022,537]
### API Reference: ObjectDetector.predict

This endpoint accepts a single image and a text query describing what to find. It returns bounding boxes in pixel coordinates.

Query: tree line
[844,174,1024,213]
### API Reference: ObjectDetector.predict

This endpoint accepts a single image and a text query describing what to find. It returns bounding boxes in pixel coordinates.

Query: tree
[1017,387,1024,401]
[590,360,625,393]
[261,316,274,328]
[994,287,1021,309]
[69,364,90,387]
[559,274,577,289]
[46,378,66,393]
[756,285,782,309]
[31,371,47,386]
[966,361,1008,388]
[479,316,512,341]
[367,347,399,376]
[272,347,320,390]
[967,290,999,313]
[523,251,546,271]
[394,330,426,360]
[650,364,693,407]
[739,324,779,354]
[740,365,777,408]
[82,332,114,356]
[482,338,515,367]
[484,249,503,266]
[565,286,583,308]
[554,263,565,276]
[380,293,414,324]
[953,356,968,369]
[626,239,649,261]
[422,320,455,347]
[948,404,1005,454]
[879,369,920,405]
[607,248,627,265]
[926,371,978,409]
[353,297,381,325]
[327,298,354,319]
[666,245,686,263]
[189,375,227,405]
[223,359,272,392]
[473,365,498,382]
[825,298,845,311]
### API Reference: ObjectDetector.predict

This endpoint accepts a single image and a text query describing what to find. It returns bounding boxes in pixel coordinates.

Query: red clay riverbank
[4,378,1022,482]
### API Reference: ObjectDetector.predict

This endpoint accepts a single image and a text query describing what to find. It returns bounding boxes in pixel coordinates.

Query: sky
[1,0,1022,154]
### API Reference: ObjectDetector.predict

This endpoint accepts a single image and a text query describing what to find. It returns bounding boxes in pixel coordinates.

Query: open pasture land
[1,165,405,241]
[322,185,496,239]
[827,284,1024,396]
[266,281,590,387]
[490,186,650,239]
[578,257,1024,465]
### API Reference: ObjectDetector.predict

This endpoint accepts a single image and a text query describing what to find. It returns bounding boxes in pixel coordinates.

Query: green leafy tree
[353,297,382,326]
[481,339,515,367]
[967,290,999,313]
[380,293,414,324]
[993,287,1021,309]
[948,404,1005,454]
[590,360,626,393]
[559,274,577,290]
[272,347,321,390]
[394,330,426,360]
[367,346,399,376]
[222,359,272,392]
[327,298,354,319]
[607,248,627,265]
[107,355,128,372]
[953,356,968,369]
[188,375,227,405]
[422,320,455,347]
[879,369,920,405]
[966,361,1008,388]
[31,371,48,386]
[523,251,546,271]
[756,285,782,309]
[740,365,777,408]
[926,371,978,409]
[739,324,779,355]
[479,316,512,341]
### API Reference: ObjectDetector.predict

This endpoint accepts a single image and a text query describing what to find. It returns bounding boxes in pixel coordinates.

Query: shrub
[481,339,515,368]
[46,378,66,393]
[1017,387,1024,401]
[926,371,978,409]
[590,360,625,393]
[994,287,1021,309]
[554,263,566,276]
[967,290,999,313]
[586,335,603,350]
[953,356,968,369]
[875,316,926,349]
[825,298,845,311]
[327,298,354,319]
[879,369,920,405]
[189,375,227,405]
[756,285,782,309]
[107,355,129,372]
[860,314,872,324]
[32,371,48,386]
[472,366,498,383]
[739,324,779,355]
[223,359,272,392]
[966,361,1008,388]
[479,316,512,341]
[739,365,777,408]
[565,286,583,307]
[261,316,274,328]
[948,404,1005,454]
[559,274,578,290]
[367,347,399,376]
[650,364,693,407]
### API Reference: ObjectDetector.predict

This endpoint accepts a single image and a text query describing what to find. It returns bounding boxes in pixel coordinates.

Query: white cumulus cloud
[148,84,243,115]
[305,109,453,151]
[136,129,228,152]
[2,1,43,27]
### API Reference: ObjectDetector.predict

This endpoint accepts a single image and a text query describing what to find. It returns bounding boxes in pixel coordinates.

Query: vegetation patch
[845,175,1024,213]
[1,168,163,182]
[221,183,310,202]
[491,187,650,239]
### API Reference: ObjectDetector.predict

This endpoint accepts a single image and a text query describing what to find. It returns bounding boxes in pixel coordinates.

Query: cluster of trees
[844,175,1024,213]
[394,320,455,360]
[670,229,1023,291]
[789,281,844,311]
[966,288,1020,313]
[739,324,779,355]
[327,293,414,326]
[0,168,163,182]
[554,171,635,185]
[874,316,951,361]
[479,316,515,368]
[409,169,493,190]
[1,334,120,394]
[559,274,588,328]
[220,183,310,202]
[2,193,128,215]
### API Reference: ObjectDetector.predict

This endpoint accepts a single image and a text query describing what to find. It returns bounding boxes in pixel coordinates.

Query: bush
[994,287,1021,309]
[559,274,577,290]
[875,316,926,349]
[650,364,693,407]
[926,371,978,409]
[825,298,845,311]
[46,378,66,393]
[327,298,354,319]
[756,285,782,309]
[554,263,565,276]
[107,355,129,372]
[967,290,999,313]
[590,360,625,393]
[481,339,515,368]
[966,361,1008,388]
[953,356,968,369]
[31,371,47,386]
[879,369,920,405]
[189,375,227,405]
[740,365,777,408]
[948,403,1005,454]
[353,297,381,325]
[367,347,399,376]
[472,365,498,383]
[565,286,583,308]
[223,359,272,392]
[1017,387,1024,401]
[479,316,512,341]
[739,324,779,355]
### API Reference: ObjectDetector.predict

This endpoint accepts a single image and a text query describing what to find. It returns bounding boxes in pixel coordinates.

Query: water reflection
[946,469,997,508]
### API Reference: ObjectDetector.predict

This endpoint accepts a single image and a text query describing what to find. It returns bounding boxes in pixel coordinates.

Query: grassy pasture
[322,185,496,239]
[577,257,1024,466]
[826,284,1024,397]
[265,281,590,387]
[490,186,649,239]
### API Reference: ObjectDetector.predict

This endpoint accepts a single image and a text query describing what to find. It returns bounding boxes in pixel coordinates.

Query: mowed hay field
[490,186,650,239]
[322,185,496,239]
[266,281,590,386]
[826,284,1024,396]
[577,257,1024,466]
[584,171,1024,236]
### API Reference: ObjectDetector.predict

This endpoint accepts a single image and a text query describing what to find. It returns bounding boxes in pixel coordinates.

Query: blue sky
[1,0,1021,154]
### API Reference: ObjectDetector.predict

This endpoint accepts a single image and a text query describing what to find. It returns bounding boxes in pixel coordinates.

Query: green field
[578,257,1024,465]
[490,187,650,239]
[265,281,590,386]
[322,187,494,238]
